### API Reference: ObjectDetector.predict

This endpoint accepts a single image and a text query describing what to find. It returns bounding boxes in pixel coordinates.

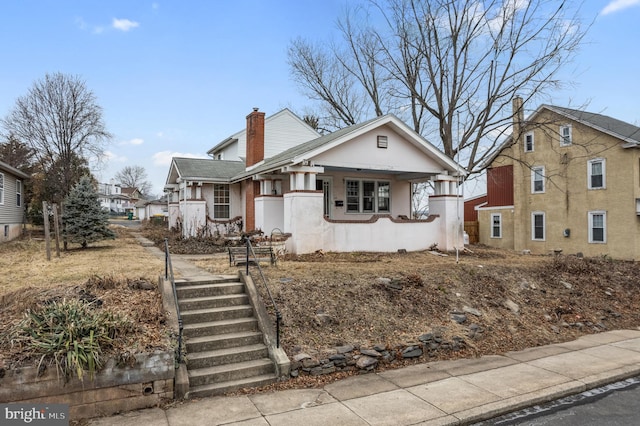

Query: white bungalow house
[164,108,464,254]
[0,160,29,243]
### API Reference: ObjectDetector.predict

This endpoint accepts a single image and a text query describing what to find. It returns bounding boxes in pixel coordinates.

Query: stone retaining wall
[0,351,175,420]
[290,330,467,377]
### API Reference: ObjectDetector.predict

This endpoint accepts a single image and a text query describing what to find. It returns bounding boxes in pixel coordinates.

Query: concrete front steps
[175,277,278,398]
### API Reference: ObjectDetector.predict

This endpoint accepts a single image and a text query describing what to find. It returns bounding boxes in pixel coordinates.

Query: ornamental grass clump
[12,298,132,381]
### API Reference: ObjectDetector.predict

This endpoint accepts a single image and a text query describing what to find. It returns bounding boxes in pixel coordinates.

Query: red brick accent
[246,108,265,167]
[323,214,439,224]
[245,181,260,231]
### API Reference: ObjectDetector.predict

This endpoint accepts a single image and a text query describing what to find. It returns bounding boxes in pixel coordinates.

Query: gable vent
[377,135,388,149]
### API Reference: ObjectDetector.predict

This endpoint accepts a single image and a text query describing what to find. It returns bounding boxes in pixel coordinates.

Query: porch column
[429,174,463,251]
[282,165,325,191]
[261,179,273,195]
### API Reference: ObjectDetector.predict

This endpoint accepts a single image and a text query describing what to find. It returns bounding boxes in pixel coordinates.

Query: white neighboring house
[165,108,465,254]
[136,198,168,221]
[0,160,29,243]
[98,181,137,215]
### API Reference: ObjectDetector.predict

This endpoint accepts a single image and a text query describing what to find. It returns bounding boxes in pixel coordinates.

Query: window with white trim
[16,179,22,207]
[560,125,572,146]
[213,184,230,218]
[531,166,545,193]
[531,212,545,241]
[524,132,534,152]
[588,211,606,243]
[491,213,502,238]
[588,159,605,189]
[0,173,4,205]
[345,179,390,213]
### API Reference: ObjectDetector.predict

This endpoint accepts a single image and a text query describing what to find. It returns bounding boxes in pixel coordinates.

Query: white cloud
[112,18,140,32]
[601,0,640,15]
[152,151,208,166]
[105,150,128,162]
[118,138,144,146]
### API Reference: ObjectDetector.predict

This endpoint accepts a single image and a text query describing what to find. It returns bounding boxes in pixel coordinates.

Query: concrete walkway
[116,236,640,425]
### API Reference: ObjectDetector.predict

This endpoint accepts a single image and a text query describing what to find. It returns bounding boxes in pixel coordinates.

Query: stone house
[478,98,640,259]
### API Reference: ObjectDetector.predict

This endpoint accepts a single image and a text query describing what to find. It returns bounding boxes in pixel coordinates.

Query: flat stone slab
[343,389,446,426]
[504,344,571,362]
[324,373,399,401]
[407,376,501,414]
[438,355,518,376]
[165,396,261,426]
[526,351,625,380]
[224,417,270,426]
[248,388,335,416]
[264,402,368,426]
[612,337,640,352]
[378,363,451,388]
[459,363,571,398]
[579,345,640,365]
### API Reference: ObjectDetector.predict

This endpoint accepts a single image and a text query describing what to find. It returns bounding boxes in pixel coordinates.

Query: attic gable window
[524,132,534,152]
[377,135,388,149]
[560,124,572,146]
[0,173,4,205]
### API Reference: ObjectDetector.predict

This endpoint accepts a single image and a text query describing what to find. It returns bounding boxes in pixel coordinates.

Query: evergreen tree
[62,176,116,248]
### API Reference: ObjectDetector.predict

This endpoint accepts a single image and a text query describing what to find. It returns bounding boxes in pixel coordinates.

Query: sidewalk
[118,237,640,425]
[86,329,640,425]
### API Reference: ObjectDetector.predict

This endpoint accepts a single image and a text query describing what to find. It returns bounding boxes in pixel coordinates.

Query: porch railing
[243,237,282,348]
[164,238,184,364]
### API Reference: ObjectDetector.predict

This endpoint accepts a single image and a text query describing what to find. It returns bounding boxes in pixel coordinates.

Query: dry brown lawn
[0,225,171,369]
[0,226,165,296]
[4,224,640,394]
[191,246,640,371]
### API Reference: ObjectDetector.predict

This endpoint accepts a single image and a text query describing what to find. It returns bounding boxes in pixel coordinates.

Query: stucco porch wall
[168,203,180,230]
[179,200,206,237]
[255,195,284,235]
[284,192,457,254]
[428,195,465,251]
[318,215,444,253]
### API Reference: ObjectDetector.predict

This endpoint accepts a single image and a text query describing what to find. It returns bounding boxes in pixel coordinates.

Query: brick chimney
[512,96,524,138]
[246,107,265,167]
[244,108,265,232]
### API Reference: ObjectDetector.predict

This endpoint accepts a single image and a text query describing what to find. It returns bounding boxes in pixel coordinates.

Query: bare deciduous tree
[287,0,588,176]
[1,72,111,202]
[115,165,153,197]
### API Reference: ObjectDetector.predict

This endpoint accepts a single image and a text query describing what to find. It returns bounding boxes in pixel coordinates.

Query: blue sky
[1,1,639,196]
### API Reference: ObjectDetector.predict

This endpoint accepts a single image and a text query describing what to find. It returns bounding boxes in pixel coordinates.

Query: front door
[316,178,332,218]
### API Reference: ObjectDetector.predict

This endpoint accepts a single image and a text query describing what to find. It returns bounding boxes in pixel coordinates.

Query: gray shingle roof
[546,105,640,145]
[172,157,245,181]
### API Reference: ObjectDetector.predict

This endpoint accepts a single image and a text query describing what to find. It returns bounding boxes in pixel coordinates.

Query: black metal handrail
[164,238,184,364]
[244,237,282,348]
